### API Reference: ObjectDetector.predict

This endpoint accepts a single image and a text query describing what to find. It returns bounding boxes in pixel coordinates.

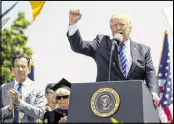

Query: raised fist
[69,9,82,25]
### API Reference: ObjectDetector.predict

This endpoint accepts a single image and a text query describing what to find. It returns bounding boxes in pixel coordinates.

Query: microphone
[113,33,123,44]
[108,33,123,81]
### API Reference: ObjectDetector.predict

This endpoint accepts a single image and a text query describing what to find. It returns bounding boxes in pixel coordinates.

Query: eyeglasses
[14,65,28,70]
[56,95,69,100]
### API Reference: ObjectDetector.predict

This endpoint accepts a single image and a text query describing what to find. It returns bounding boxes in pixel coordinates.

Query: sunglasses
[56,95,69,100]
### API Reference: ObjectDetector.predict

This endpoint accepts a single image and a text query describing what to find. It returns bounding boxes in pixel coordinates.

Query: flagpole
[1,1,19,19]
[163,8,173,35]
[1,17,10,28]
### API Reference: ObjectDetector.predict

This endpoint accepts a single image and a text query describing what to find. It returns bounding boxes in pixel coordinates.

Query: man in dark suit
[66,9,160,105]
[0,54,45,123]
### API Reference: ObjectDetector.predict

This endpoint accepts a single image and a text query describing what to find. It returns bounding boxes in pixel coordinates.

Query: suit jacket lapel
[6,81,15,91]
[127,41,138,78]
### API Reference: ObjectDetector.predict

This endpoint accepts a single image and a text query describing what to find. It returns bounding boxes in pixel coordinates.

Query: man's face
[110,17,130,42]
[12,58,31,82]
[45,91,56,104]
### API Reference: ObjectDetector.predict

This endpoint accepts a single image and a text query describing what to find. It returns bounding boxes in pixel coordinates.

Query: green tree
[1,12,33,86]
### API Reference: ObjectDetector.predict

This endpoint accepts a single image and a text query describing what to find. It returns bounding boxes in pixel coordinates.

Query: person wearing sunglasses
[43,78,71,124]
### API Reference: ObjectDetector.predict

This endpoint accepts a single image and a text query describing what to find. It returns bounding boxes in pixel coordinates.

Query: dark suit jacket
[43,108,68,124]
[67,30,159,95]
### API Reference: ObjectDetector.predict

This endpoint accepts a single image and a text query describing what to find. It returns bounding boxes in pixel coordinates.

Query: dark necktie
[14,83,22,123]
[118,43,127,78]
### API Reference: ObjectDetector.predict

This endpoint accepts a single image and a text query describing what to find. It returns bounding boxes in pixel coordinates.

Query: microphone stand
[108,40,116,81]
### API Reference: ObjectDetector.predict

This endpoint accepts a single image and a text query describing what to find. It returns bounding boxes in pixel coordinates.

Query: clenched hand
[69,9,82,25]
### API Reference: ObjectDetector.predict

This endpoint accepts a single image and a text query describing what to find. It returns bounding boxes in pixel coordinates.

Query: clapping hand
[58,116,67,123]
[8,88,20,106]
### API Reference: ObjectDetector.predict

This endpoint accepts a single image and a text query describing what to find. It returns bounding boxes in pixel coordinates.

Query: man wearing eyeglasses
[45,83,58,112]
[0,54,45,123]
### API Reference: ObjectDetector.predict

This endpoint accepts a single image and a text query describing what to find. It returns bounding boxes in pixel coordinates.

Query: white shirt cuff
[68,23,78,36]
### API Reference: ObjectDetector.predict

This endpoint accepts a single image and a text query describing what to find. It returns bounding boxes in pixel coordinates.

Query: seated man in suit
[66,9,160,106]
[0,54,45,123]
[43,78,71,124]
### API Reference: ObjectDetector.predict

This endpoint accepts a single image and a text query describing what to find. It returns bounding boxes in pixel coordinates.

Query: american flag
[157,30,173,123]
[28,61,35,81]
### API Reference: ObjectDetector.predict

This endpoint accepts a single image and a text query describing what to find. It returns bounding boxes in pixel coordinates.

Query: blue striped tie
[14,83,22,123]
[118,43,127,78]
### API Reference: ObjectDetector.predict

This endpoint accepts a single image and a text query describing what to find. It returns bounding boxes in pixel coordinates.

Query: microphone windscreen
[113,33,123,44]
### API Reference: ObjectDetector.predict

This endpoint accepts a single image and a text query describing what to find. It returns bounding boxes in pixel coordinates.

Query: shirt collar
[14,78,29,87]
[123,38,130,48]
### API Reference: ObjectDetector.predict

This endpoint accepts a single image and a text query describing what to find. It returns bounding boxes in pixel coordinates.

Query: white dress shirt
[68,23,78,36]
[117,39,132,76]
[14,78,31,98]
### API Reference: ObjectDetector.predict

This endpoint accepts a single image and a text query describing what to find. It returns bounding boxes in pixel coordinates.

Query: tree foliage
[1,12,33,85]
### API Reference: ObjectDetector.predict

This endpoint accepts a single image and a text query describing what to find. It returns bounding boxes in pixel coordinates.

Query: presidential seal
[91,88,120,117]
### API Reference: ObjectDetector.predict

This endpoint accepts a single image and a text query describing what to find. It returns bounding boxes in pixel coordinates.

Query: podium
[67,80,159,123]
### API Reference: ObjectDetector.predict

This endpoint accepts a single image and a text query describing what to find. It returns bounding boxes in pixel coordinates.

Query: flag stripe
[157,30,173,123]
[158,104,173,122]
[164,107,173,121]
[160,86,163,93]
